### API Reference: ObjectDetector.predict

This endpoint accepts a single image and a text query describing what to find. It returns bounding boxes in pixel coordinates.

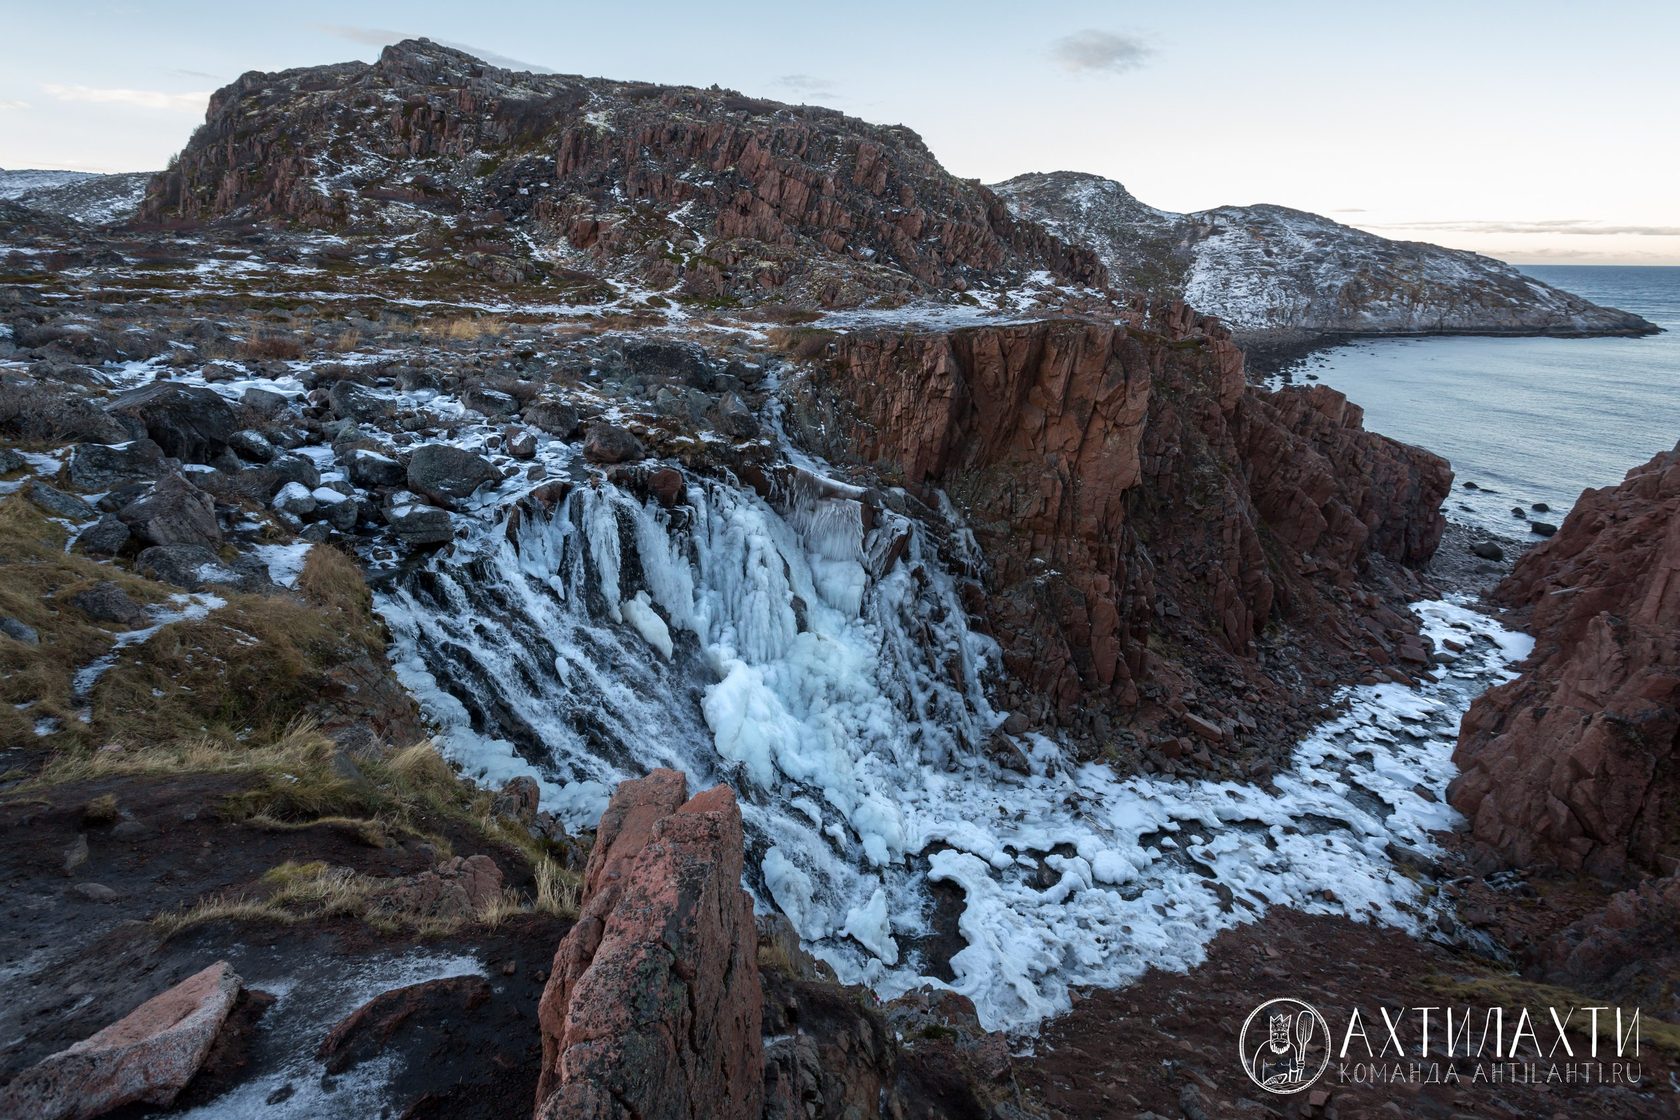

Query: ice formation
[380,452,1530,1032]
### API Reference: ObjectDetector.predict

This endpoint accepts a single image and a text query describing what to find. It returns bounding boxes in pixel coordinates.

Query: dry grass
[534,856,581,918]
[419,314,505,342]
[0,497,168,743]
[240,331,305,360]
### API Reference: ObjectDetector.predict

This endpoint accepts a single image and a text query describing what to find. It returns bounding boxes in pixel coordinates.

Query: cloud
[318,24,555,73]
[1050,29,1153,74]
[0,99,29,111]
[42,84,207,111]
[774,74,838,99]
[1330,207,1367,213]
[1369,218,1680,237]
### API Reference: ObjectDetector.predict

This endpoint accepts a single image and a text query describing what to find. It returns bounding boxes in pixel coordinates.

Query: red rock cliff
[787,306,1451,756]
[534,769,762,1120]
[1453,441,1680,879]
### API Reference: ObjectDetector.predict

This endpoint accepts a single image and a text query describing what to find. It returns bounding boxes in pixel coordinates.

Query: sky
[2,0,1676,264]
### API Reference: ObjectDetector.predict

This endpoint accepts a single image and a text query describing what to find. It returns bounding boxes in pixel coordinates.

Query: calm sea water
[1272,265,1680,538]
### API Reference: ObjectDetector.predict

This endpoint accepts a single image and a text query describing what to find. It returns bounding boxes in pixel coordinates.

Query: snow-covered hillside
[995,171,1654,341]
[0,168,151,225]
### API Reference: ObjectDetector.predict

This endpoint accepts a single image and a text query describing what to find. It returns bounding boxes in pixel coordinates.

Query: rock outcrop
[994,171,1656,345]
[141,39,1101,308]
[0,961,241,1120]
[535,769,762,1120]
[1453,441,1680,879]
[788,306,1451,753]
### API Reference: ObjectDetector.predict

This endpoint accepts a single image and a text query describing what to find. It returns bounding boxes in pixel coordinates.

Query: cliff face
[786,305,1451,754]
[140,39,1102,308]
[994,171,1656,342]
[1453,442,1680,880]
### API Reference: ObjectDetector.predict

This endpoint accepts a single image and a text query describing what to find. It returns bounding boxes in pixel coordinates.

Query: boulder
[406,444,497,503]
[582,422,644,464]
[346,448,404,489]
[226,429,277,463]
[69,581,148,627]
[376,855,503,922]
[386,502,454,547]
[524,399,580,438]
[134,544,241,591]
[1,617,39,644]
[72,515,132,557]
[0,961,240,1120]
[464,386,518,418]
[504,426,537,460]
[65,439,170,491]
[316,976,493,1075]
[535,770,762,1120]
[491,776,540,825]
[271,481,316,517]
[117,475,222,548]
[26,481,97,522]
[713,392,759,439]
[1470,540,1504,561]
[106,383,236,463]
[328,380,392,423]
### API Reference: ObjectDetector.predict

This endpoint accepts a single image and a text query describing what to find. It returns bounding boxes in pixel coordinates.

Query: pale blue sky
[3,0,1676,263]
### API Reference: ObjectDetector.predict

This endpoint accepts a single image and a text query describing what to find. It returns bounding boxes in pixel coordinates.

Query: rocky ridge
[994,171,1656,349]
[138,39,1104,310]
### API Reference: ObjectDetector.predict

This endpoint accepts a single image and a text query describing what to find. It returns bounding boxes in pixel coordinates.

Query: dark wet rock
[714,391,759,439]
[346,448,403,488]
[1529,520,1558,537]
[327,381,393,423]
[0,447,26,474]
[1531,501,1551,512]
[117,475,222,548]
[25,480,97,521]
[269,453,321,490]
[134,544,241,591]
[582,422,644,464]
[407,444,497,503]
[241,386,290,416]
[464,387,518,418]
[226,429,277,463]
[504,427,537,460]
[386,503,454,546]
[316,975,494,1076]
[65,439,171,490]
[72,515,132,557]
[106,382,237,463]
[1471,541,1504,561]
[69,581,147,626]
[523,398,579,438]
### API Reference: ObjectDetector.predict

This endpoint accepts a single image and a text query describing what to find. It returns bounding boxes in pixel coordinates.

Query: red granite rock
[0,961,240,1120]
[1453,442,1680,879]
[534,770,761,1120]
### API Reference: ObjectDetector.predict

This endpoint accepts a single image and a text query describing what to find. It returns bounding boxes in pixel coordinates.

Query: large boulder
[65,439,171,491]
[116,475,222,548]
[535,770,762,1120]
[1452,441,1680,878]
[0,961,240,1120]
[582,422,644,465]
[385,502,454,547]
[406,444,497,503]
[106,383,237,463]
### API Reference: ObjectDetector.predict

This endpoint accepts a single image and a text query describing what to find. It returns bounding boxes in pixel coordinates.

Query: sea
[1270,265,1680,539]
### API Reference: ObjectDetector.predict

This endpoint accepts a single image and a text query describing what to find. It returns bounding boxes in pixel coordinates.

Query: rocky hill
[0,168,152,226]
[138,39,1104,310]
[994,171,1655,348]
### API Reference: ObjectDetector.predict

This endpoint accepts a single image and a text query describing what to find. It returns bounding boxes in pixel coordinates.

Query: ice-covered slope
[0,168,151,225]
[995,171,1655,342]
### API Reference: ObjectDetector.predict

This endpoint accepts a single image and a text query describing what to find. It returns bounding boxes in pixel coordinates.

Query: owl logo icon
[1238,998,1330,1094]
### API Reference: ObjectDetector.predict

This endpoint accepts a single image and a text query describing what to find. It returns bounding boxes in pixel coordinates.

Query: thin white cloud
[317,25,555,73]
[775,74,838,99]
[42,84,207,111]
[1370,218,1680,237]
[1050,30,1153,75]
[0,99,29,111]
